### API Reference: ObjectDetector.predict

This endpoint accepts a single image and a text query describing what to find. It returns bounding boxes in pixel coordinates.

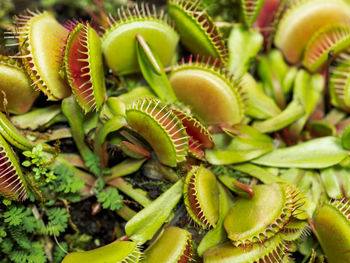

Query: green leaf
[53,242,68,263]
[252,137,348,168]
[241,73,281,120]
[46,208,69,236]
[97,188,124,210]
[320,167,345,199]
[341,125,350,150]
[53,164,85,194]
[289,70,323,136]
[11,104,62,130]
[228,25,263,76]
[22,151,32,157]
[206,124,274,165]
[3,206,30,226]
[136,33,177,103]
[84,151,102,177]
[21,160,31,167]
[125,180,183,244]
[106,158,147,181]
[253,99,305,133]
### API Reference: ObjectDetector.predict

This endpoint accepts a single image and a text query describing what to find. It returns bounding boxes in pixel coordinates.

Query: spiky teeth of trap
[169,56,246,125]
[274,0,350,64]
[168,0,228,63]
[64,22,106,112]
[171,108,214,161]
[0,134,28,201]
[143,227,195,263]
[125,98,188,167]
[303,24,350,73]
[102,3,179,75]
[11,10,71,100]
[223,183,306,247]
[329,50,350,112]
[0,55,39,114]
[184,165,219,229]
[203,234,292,263]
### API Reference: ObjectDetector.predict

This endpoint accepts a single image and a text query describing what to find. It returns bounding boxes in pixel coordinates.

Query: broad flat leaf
[136,34,177,103]
[341,125,350,150]
[253,99,304,133]
[320,167,343,199]
[105,158,147,181]
[228,25,263,76]
[125,180,183,244]
[206,124,274,165]
[252,137,348,168]
[231,163,283,184]
[11,105,62,130]
[241,73,281,120]
[289,70,323,136]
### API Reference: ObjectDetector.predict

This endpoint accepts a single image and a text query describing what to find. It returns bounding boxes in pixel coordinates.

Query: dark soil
[69,197,122,249]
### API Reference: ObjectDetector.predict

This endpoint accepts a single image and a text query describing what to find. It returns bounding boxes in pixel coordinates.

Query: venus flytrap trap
[169,56,245,125]
[143,227,195,263]
[168,0,227,63]
[0,55,39,114]
[241,0,265,27]
[10,10,71,100]
[102,3,179,75]
[63,22,106,112]
[125,98,188,167]
[274,0,350,64]
[184,165,219,229]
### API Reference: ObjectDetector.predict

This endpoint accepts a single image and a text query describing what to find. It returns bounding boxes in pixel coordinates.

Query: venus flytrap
[274,0,350,64]
[102,3,179,75]
[125,98,188,167]
[184,166,220,229]
[314,200,350,263]
[63,22,106,112]
[241,0,265,27]
[0,55,39,114]
[169,56,245,125]
[143,227,195,263]
[62,240,142,263]
[11,10,71,100]
[168,0,227,63]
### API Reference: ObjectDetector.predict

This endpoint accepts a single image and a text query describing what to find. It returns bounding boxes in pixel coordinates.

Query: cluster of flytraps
[1,0,350,262]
